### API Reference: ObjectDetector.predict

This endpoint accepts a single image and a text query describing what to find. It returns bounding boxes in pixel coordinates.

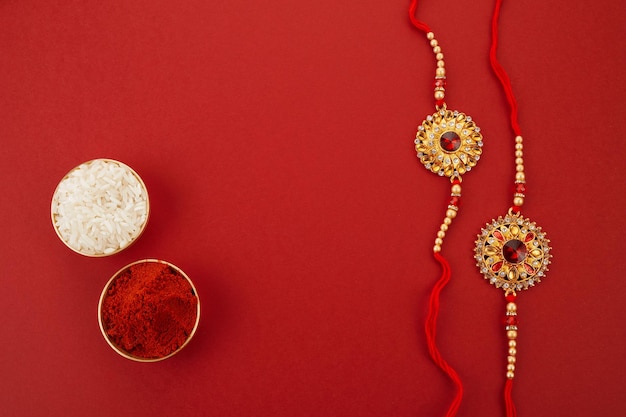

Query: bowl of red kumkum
[98,259,200,362]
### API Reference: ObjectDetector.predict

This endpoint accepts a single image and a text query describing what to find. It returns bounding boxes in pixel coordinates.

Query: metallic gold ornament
[415,108,483,180]
[475,212,551,294]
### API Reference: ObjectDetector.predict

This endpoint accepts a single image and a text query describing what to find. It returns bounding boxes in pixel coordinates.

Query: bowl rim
[97,259,201,362]
[50,158,150,257]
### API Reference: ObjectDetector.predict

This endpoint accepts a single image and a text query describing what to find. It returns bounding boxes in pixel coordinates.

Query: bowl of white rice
[51,159,150,257]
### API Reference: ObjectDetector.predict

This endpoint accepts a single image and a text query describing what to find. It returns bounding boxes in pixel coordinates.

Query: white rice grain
[51,159,149,256]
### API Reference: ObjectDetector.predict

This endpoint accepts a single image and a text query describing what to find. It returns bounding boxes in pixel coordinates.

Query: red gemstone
[504,315,519,326]
[503,239,527,263]
[511,205,521,214]
[434,78,447,89]
[440,131,461,152]
[524,232,534,242]
[436,98,445,107]
[515,183,526,194]
[505,294,516,302]
[493,230,504,241]
[524,263,535,274]
[492,261,503,272]
[449,196,461,207]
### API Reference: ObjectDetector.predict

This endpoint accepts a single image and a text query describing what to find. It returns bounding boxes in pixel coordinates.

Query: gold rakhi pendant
[475,211,552,295]
[414,108,483,179]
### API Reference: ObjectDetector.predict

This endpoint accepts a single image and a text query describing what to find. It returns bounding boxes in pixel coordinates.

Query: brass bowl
[98,259,200,362]
[51,158,150,257]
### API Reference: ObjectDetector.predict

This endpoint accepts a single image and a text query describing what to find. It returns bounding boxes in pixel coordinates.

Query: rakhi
[409,0,482,413]
[474,0,552,415]
[409,0,553,416]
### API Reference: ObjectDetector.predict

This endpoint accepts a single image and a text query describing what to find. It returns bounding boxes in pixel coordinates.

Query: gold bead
[506,302,517,312]
[515,172,526,182]
[515,143,523,150]
[440,223,449,232]
[515,135,523,143]
[507,364,516,372]
[434,238,443,246]
[507,330,518,340]
[433,244,441,253]
[433,45,441,54]
[451,184,461,195]
[436,68,446,77]
[437,60,445,68]
[507,355,516,364]
[516,164,524,172]
[434,90,445,100]
[430,39,438,47]
[443,217,452,225]
[506,371,515,379]
[515,150,523,158]
[436,52,444,60]
[513,196,524,207]
[446,208,457,219]
[427,32,435,40]
[508,346,517,356]
[515,157,524,165]
[437,231,446,239]
[508,340,517,348]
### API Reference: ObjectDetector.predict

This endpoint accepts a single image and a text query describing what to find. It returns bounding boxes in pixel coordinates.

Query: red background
[1,1,624,416]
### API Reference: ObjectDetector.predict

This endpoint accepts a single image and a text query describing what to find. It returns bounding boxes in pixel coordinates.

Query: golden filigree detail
[475,212,552,294]
[414,108,483,179]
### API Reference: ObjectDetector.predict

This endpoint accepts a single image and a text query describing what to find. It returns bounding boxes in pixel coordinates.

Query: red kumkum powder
[101,262,198,359]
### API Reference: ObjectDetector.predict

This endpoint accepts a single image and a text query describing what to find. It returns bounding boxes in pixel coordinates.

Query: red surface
[1,1,624,416]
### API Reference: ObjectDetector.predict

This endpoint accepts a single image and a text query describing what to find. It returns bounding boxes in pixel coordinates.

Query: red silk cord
[491,0,521,415]
[427,253,463,417]
[409,1,464,416]
[504,378,518,417]
[411,0,523,416]
[408,0,431,34]
[490,0,522,137]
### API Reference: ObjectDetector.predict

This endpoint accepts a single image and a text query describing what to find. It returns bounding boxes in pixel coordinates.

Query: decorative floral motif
[475,212,552,294]
[414,108,483,179]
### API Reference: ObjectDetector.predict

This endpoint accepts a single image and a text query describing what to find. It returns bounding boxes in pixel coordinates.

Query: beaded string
[503,294,518,417]
[409,1,465,416]
[408,1,447,109]
[490,0,526,215]
[410,0,546,415]
[491,0,523,415]
[483,0,552,415]
[411,1,551,416]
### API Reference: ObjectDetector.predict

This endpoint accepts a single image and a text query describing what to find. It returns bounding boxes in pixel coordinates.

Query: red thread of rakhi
[475,0,553,416]
[491,2,520,414]
[409,0,480,415]
[410,0,552,416]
